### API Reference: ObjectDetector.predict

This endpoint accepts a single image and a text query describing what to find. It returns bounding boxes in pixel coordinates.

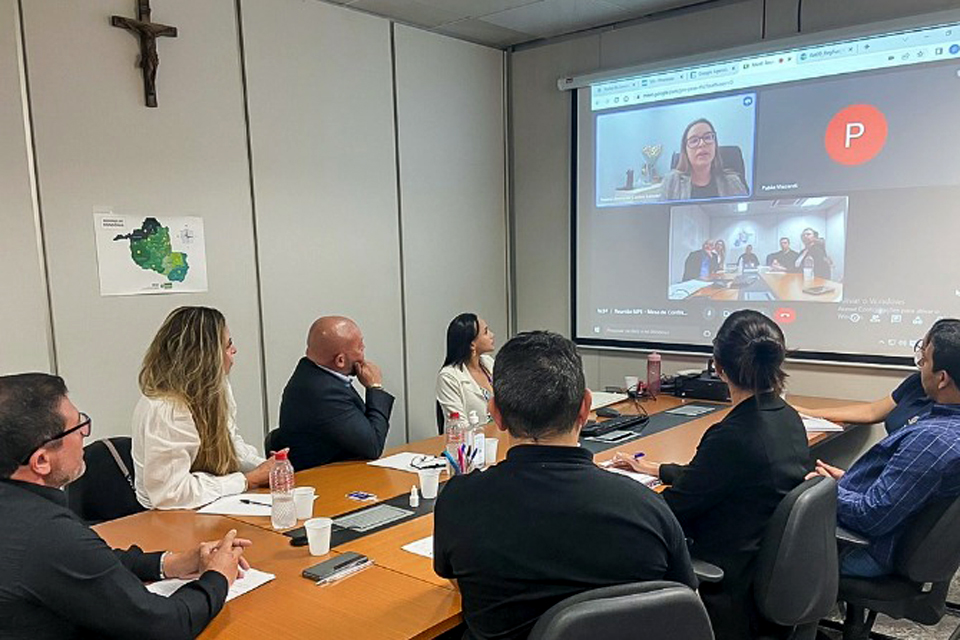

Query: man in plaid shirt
[810,318,960,577]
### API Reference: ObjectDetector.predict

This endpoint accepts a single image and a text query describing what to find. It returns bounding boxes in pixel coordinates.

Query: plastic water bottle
[468,410,485,468]
[802,255,815,284]
[269,450,296,530]
[647,352,661,396]
[445,411,466,466]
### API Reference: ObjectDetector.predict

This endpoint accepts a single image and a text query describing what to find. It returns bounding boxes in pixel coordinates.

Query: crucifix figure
[111,0,178,107]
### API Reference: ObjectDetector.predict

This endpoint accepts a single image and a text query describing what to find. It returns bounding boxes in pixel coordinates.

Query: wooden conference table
[94,393,857,639]
[690,270,844,303]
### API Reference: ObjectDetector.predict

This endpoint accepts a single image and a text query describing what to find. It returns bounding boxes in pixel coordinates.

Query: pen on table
[634,452,645,459]
[316,559,373,586]
[240,498,270,507]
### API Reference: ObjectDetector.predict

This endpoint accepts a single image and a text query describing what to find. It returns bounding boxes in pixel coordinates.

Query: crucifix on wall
[111,0,178,107]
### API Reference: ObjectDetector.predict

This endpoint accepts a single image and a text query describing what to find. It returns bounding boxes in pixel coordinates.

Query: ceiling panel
[348,0,467,27]
[483,0,628,38]
[434,17,534,47]
[416,0,544,18]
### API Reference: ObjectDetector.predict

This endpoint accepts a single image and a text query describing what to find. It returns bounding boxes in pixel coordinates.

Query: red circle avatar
[824,104,888,166]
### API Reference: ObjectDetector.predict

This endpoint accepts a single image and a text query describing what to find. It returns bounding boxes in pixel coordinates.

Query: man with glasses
[0,373,248,639]
[809,319,960,576]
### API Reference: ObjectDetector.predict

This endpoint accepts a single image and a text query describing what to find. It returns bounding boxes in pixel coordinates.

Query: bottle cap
[450,412,460,419]
[274,450,288,460]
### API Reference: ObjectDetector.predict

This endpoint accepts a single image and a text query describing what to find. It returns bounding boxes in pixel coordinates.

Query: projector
[674,370,730,402]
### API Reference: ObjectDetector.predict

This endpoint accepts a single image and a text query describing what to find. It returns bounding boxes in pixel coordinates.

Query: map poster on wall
[94,213,208,296]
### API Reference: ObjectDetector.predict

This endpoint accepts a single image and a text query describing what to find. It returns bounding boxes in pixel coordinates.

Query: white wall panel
[22,0,265,444]
[0,0,51,374]
[394,26,507,440]
[240,0,407,446]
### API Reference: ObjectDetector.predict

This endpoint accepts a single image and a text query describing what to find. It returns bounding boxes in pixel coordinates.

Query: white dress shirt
[436,354,495,424]
[132,382,265,510]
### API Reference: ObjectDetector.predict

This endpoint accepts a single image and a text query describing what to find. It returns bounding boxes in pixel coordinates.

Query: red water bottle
[647,352,661,396]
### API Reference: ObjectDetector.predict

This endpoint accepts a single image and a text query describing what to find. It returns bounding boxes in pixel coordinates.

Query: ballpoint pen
[316,558,373,586]
[442,450,461,474]
[240,498,271,507]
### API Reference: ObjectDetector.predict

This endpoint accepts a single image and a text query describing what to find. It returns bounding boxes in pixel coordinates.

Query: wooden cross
[111,0,178,107]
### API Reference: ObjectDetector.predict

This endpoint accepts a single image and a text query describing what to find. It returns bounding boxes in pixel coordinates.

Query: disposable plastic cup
[624,376,639,394]
[417,467,441,499]
[293,487,316,520]
[484,438,499,466]
[304,517,333,556]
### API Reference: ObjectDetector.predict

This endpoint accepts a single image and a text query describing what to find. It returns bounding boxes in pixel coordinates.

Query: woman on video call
[661,118,748,201]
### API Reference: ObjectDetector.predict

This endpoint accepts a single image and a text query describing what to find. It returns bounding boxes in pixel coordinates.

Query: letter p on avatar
[844,122,865,148]
[825,104,887,166]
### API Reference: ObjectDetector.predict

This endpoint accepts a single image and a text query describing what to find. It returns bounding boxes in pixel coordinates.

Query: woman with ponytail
[132,306,278,510]
[613,309,809,639]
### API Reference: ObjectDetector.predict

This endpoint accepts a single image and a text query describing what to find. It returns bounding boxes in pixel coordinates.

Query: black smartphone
[302,552,369,581]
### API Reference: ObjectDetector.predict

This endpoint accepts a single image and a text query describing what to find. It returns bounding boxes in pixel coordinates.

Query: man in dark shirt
[277,316,394,470]
[434,331,696,640]
[765,237,799,271]
[810,319,960,577]
[0,373,247,640]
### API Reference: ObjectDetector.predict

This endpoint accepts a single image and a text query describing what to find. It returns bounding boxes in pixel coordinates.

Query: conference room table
[689,270,843,302]
[94,393,859,639]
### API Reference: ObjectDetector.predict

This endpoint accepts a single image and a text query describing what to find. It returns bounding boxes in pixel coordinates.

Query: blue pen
[634,452,645,459]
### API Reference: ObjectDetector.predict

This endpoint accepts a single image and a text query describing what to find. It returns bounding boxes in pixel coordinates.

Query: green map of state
[113,217,190,282]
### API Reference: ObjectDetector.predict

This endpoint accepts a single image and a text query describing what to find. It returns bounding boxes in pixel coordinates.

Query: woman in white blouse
[132,306,276,510]
[436,313,496,428]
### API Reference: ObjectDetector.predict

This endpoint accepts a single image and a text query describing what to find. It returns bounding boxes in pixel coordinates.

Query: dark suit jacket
[659,393,809,639]
[277,357,394,471]
[765,249,799,270]
[682,249,712,281]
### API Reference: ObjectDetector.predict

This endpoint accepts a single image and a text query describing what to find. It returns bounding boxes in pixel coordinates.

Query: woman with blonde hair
[132,306,276,509]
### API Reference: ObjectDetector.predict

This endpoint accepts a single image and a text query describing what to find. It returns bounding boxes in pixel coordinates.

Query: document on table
[401,535,434,559]
[197,493,272,516]
[147,567,275,601]
[801,415,844,433]
[600,463,662,489]
[367,452,443,474]
[590,391,628,411]
[664,404,715,417]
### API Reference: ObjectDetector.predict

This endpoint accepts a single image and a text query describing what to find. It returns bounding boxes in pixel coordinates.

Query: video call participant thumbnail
[661,118,748,201]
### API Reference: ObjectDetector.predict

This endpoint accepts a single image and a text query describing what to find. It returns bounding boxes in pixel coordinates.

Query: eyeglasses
[686,132,717,148]
[19,412,92,465]
[914,339,927,367]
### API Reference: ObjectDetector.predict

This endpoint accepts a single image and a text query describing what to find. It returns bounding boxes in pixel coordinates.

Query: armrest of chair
[692,558,724,584]
[836,525,870,548]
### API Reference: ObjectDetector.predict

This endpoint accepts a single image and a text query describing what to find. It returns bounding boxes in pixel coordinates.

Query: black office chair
[527,581,714,640]
[670,145,746,186]
[66,437,144,524]
[752,476,838,640]
[436,400,445,436]
[264,427,282,455]
[691,476,838,640]
[838,494,960,640]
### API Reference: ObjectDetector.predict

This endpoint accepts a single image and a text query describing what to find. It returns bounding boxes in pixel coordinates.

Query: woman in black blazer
[614,310,810,640]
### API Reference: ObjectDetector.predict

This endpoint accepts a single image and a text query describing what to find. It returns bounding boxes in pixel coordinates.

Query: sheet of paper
[401,535,434,559]
[590,391,628,411]
[197,493,272,516]
[367,452,443,474]
[600,463,662,489]
[147,567,275,601]
[801,415,844,433]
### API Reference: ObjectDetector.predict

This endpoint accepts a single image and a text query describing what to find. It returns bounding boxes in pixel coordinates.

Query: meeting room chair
[837,493,960,640]
[527,581,714,640]
[264,427,281,455]
[691,476,838,640]
[66,437,144,524]
[752,475,838,640]
[436,400,445,436]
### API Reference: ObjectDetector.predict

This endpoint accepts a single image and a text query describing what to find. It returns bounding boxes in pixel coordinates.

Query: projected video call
[575,19,960,359]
